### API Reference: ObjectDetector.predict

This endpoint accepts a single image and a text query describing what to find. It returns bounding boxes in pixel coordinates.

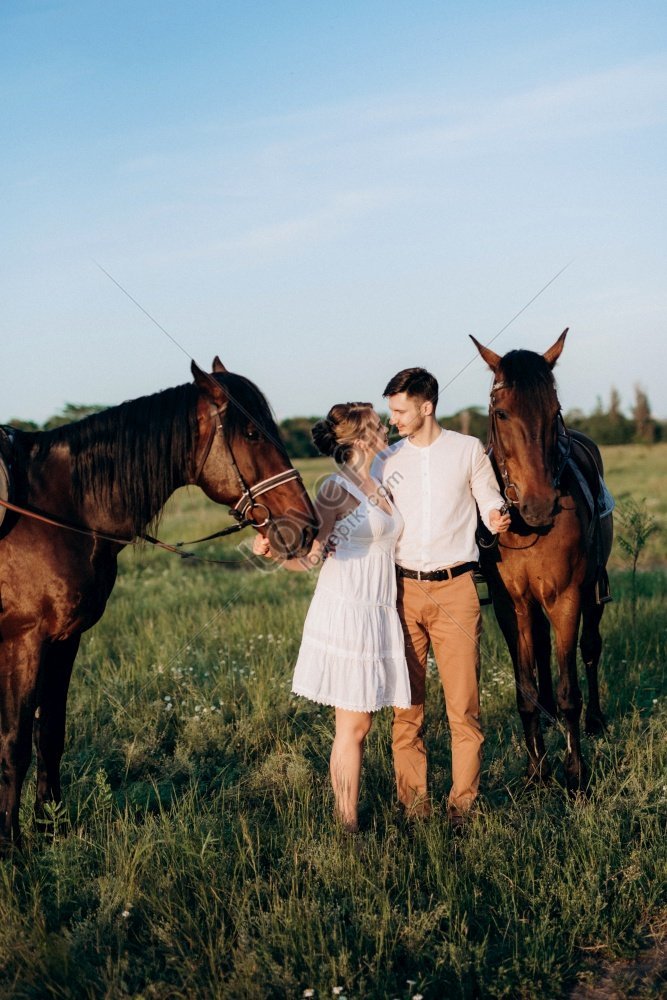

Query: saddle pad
[598,478,615,519]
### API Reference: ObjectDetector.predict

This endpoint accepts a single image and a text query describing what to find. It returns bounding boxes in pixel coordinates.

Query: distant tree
[439,406,487,441]
[279,417,321,459]
[631,385,658,443]
[6,418,40,432]
[564,395,634,445]
[608,386,622,425]
[42,403,107,430]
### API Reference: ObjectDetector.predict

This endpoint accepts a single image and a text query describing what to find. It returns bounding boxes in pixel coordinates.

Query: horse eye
[245,427,260,441]
[495,410,508,421]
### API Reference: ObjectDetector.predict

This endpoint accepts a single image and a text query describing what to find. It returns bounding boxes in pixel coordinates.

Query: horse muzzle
[266,515,318,559]
[518,494,558,528]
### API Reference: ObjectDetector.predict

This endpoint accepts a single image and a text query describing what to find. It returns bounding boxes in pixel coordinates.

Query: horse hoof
[585,714,607,737]
[526,761,552,786]
[565,764,589,798]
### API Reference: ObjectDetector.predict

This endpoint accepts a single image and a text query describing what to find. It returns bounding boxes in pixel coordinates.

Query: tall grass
[1,449,665,998]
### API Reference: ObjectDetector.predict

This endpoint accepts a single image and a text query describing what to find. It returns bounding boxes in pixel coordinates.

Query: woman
[253,402,411,832]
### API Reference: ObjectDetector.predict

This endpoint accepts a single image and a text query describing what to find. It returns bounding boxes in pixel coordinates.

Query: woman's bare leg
[330,709,372,831]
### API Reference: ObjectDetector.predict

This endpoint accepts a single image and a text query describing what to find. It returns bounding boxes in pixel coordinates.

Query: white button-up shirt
[372,429,504,572]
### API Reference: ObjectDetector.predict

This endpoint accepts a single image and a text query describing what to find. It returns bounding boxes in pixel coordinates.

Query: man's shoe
[449,812,465,836]
[405,795,432,821]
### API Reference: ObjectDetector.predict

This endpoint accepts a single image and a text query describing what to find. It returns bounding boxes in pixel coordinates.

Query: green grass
[602,442,667,566]
[1,446,665,998]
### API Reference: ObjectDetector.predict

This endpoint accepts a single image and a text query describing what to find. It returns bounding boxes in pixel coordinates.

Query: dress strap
[329,473,368,505]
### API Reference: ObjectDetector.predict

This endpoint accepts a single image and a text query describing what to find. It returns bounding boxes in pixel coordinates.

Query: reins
[0,407,305,565]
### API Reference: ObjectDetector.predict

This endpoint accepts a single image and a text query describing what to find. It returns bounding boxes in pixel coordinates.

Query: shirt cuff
[481,502,504,532]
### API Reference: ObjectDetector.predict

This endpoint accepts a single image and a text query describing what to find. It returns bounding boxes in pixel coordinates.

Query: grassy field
[0,445,665,998]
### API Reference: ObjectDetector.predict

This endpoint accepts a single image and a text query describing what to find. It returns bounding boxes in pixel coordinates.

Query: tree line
[5,386,663,458]
[280,385,663,457]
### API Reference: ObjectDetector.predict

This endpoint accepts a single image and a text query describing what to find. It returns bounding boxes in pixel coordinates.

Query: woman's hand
[252,534,272,558]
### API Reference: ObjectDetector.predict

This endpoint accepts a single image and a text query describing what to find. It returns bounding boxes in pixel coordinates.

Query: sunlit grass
[1,447,665,997]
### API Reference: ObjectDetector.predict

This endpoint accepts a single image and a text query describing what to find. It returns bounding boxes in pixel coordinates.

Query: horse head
[471,330,568,528]
[191,359,318,557]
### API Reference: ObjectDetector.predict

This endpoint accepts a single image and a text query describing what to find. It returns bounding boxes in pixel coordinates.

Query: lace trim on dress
[291,686,411,712]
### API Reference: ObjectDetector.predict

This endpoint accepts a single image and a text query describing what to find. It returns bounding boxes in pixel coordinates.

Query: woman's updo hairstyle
[311,402,374,463]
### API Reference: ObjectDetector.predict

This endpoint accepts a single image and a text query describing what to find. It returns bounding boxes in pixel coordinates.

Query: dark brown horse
[0,358,317,849]
[471,331,612,792]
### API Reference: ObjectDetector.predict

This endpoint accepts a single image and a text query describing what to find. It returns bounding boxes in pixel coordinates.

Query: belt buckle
[416,569,422,581]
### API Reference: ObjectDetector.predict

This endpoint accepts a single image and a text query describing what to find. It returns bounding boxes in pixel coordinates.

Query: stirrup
[595,569,613,606]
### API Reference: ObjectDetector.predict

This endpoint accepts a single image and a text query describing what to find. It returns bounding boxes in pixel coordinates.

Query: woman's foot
[335,810,359,834]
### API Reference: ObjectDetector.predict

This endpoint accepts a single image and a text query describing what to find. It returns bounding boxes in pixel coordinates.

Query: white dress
[292,474,412,712]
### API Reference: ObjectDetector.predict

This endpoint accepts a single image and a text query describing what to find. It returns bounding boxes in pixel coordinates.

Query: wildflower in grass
[121,909,130,918]
[303,991,315,998]
[332,989,343,996]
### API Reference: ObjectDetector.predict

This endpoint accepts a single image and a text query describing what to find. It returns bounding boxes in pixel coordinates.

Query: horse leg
[580,588,606,736]
[33,634,79,832]
[0,636,42,851]
[533,607,556,726]
[515,609,551,783]
[494,592,550,783]
[552,601,586,794]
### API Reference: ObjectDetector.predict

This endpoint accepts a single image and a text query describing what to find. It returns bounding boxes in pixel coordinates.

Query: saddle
[557,430,614,523]
[557,428,614,604]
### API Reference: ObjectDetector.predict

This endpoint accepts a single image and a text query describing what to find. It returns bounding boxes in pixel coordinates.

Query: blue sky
[2,0,666,424]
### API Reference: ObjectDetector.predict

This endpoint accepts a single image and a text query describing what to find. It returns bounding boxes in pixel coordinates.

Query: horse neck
[27,387,196,537]
[23,440,176,539]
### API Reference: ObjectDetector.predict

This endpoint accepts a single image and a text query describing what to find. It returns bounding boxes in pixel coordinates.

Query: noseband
[188,406,304,542]
[487,379,569,510]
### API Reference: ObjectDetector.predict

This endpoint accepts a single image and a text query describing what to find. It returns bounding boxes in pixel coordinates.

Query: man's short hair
[383,367,439,409]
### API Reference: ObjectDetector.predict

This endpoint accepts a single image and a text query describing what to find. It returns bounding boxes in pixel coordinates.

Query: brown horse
[0,358,317,849]
[471,331,612,792]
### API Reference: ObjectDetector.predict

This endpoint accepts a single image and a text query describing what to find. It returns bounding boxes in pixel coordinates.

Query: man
[372,367,510,828]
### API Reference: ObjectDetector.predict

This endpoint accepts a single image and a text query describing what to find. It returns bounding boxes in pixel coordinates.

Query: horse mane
[35,384,199,534]
[34,372,284,535]
[216,373,288,458]
[498,350,559,416]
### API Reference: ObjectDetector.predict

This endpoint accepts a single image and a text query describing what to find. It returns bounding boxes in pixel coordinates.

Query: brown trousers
[394,571,483,816]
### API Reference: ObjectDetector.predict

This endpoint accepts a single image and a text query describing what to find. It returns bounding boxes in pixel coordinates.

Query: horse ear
[543,328,568,369]
[191,359,227,406]
[469,335,501,372]
[212,356,227,373]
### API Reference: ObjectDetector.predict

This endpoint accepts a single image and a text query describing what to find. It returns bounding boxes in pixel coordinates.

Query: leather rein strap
[0,408,304,563]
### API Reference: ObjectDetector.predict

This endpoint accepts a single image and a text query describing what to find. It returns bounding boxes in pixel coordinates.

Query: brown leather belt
[396,561,478,582]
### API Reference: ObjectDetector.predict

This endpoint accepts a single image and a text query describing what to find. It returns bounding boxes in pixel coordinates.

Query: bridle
[183,405,304,545]
[0,407,306,558]
[486,378,570,511]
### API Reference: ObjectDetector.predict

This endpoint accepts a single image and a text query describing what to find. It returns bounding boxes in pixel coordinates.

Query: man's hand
[252,534,272,558]
[489,508,511,534]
